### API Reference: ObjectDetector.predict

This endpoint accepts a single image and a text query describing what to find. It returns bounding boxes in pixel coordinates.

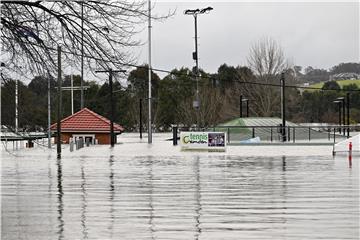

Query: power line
[3,36,360,92]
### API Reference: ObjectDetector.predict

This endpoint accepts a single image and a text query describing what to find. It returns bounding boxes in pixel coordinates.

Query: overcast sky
[135,1,359,76]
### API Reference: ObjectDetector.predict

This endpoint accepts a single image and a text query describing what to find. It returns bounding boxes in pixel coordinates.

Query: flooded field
[1,134,359,239]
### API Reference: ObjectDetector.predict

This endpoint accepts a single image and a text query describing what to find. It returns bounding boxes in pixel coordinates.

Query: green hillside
[306,79,360,91]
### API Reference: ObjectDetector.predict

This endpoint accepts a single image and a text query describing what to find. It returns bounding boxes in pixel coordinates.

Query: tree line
[2,2,359,132]
[2,61,359,132]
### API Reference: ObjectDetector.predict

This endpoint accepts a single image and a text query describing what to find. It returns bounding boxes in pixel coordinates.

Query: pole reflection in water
[47,154,54,233]
[109,155,115,239]
[80,157,88,239]
[281,156,288,236]
[348,153,352,168]
[147,156,155,240]
[282,155,286,172]
[1,148,358,240]
[56,157,64,240]
[15,154,21,240]
[194,156,202,240]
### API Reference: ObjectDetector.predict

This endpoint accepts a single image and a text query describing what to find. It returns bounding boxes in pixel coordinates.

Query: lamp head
[200,6,213,14]
[184,9,200,15]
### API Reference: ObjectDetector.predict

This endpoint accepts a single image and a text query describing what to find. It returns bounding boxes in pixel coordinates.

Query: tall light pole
[336,97,345,136]
[57,46,62,159]
[184,6,213,129]
[346,93,350,138]
[148,0,152,143]
[333,100,342,134]
[47,72,52,149]
[15,78,18,133]
[71,74,74,114]
[280,72,286,142]
[80,2,84,109]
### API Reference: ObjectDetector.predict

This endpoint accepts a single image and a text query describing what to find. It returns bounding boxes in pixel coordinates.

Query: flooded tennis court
[1,134,359,239]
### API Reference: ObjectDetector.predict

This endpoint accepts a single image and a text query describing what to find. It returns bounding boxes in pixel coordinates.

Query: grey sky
[136,1,359,76]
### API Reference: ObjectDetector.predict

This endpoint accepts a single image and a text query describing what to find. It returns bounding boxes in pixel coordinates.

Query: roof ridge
[50,108,88,128]
[84,108,122,128]
[50,107,124,131]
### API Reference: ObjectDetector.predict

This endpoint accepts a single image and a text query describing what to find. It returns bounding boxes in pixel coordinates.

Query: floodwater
[1,134,359,239]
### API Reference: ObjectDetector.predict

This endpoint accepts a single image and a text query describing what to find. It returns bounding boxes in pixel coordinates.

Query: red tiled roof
[50,108,124,133]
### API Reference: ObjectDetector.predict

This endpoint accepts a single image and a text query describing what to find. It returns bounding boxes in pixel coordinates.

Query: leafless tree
[177,85,224,127]
[240,37,290,117]
[1,1,170,77]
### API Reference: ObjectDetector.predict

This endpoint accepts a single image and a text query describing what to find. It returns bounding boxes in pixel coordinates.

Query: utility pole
[15,78,18,150]
[109,69,115,146]
[48,73,52,149]
[240,95,243,118]
[139,98,143,139]
[95,69,125,147]
[80,2,84,109]
[342,97,345,137]
[71,74,74,114]
[336,97,345,135]
[280,72,286,142]
[338,102,342,133]
[15,79,18,133]
[346,93,350,138]
[58,84,90,113]
[57,46,62,159]
[246,99,249,117]
[148,0,152,143]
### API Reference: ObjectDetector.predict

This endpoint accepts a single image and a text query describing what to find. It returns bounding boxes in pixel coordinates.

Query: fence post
[293,127,295,143]
[70,140,74,152]
[252,128,255,138]
[270,127,273,142]
[227,128,230,144]
[173,126,178,146]
[308,127,311,141]
[288,126,290,142]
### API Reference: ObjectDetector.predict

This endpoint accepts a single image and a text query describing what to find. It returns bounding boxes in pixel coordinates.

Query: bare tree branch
[0,1,172,77]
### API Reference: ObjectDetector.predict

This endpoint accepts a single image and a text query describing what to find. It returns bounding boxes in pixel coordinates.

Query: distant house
[329,73,360,81]
[50,108,124,144]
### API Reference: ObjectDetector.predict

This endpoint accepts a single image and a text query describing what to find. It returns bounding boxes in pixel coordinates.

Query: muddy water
[1,148,359,239]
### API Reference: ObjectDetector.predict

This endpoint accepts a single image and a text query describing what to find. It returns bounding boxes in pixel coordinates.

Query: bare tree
[0,1,170,76]
[242,37,289,116]
[177,85,224,127]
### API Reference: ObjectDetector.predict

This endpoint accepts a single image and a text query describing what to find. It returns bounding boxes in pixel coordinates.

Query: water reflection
[147,156,155,240]
[80,157,88,240]
[194,156,202,240]
[56,157,64,240]
[348,154,352,168]
[108,155,115,239]
[282,155,286,172]
[1,152,359,240]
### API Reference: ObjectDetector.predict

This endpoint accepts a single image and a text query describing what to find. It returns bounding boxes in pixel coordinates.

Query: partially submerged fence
[173,125,359,144]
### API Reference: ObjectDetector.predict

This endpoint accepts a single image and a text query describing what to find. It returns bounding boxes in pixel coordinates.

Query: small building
[50,108,124,145]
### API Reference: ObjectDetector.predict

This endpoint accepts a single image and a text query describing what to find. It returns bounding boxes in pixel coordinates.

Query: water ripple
[1,151,359,239]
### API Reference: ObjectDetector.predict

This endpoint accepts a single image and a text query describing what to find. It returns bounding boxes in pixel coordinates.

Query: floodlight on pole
[184,6,213,129]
